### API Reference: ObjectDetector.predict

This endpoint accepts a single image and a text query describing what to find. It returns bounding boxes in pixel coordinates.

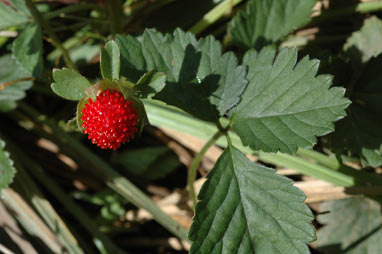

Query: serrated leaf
[231,47,350,154]
[344,16,382,65]
[0,1,29,30]
[116,29,247,122]
[316,198,382,254]
[0,139,16,194]
[189,145,315,254]
[135,70,166,98]
[0,54,33,112]
[100,40,120,81]
[229,0,316,50]
[51,68,91,101]
[331,55,382,167]
[112,146,180,180]
[12,23,43,77]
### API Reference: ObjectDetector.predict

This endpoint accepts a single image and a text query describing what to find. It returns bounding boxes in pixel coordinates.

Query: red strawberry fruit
[81,90,139,150]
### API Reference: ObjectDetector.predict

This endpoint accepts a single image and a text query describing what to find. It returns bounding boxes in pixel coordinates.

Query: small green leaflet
[100,40,120,81]
[135,70,166,99]
[189,145,315,254]
[0,0,29,30]
[115,29,247,122]
[0,139,16,194]
[12,23,44,77]
[0,54,33,112]
[316,197,382,254]
[229,0,316,50]
[51,68,91,101]
[231,47,350,154]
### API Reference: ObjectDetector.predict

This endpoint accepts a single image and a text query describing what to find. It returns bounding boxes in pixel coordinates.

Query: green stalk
[311,1,382,25]
[25,0,77,70]
[16,103,188,241]
[12,159,85,253]
[2,189,63,254]
[9,143,124,254]
[188,131,223,205]
[189,0,244,35]
[43,4,102,20]
[259,152,356,187]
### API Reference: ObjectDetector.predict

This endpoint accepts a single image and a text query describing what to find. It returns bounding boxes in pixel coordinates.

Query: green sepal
[84,82,100,102]
[135,70,166,99]
[116,77,135,99]
[128,96,149,134]
[51,68,91,101]
[76,97,88,133]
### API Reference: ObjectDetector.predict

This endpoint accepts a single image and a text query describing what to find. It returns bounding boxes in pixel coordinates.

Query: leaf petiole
[188,130,224,206]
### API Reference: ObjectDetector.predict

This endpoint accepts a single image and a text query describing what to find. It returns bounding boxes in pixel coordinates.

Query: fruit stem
[188,130,223,206]
[25,0,78,70]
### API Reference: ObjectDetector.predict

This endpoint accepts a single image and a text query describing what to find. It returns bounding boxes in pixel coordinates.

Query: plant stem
[25,0,77,70]
[188,131,223,206]
[189,0,244,35]
[43,3,103,20]
[259,152,356,187]
[311,1,382,25]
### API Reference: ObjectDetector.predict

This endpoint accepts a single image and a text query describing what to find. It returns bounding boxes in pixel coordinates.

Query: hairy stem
[26,0,77,70]
[188,131,223,206]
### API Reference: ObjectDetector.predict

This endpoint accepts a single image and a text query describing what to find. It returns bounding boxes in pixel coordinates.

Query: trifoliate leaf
[231,47,350,154]
[135,70,166,99]
[12,23,43,77]
[0,54,33,112]
[0,0,29,30]
[316,197,382,254]
[51,68,91,101]
[189,145,315,254]
[331,55,382,167]
[344,16,382,65]
[100,40,120,81]
[115,29,247,122]
[0,139,16,194]
[229,0,316,50]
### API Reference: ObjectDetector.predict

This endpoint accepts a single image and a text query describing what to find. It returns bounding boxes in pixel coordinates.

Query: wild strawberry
[81,90,139,150]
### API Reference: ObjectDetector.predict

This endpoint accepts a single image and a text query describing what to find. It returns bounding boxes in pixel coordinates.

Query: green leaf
[0,139,16,194]
[135,70,166,99]
[331,55,382,167]
[229,0,316,50]
[189,145,315,254]
[231,47,350,154]
[0,1,29,30]
[112,146,180,180]
[100,40,120,81]
[344,16,382,65]
[51,68,92,101]
[9,0,30,16]
[316,197,382,254]
[12,23,43,77]
[115,29,247,122]
[0,54,33,112]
